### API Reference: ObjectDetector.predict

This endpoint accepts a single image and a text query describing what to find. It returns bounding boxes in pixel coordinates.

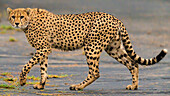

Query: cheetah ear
[7,7,12,14]
[25,8,31,15]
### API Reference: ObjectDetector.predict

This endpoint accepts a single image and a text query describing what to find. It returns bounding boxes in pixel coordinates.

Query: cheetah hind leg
[117,49,139,90]
[105,42,139,90]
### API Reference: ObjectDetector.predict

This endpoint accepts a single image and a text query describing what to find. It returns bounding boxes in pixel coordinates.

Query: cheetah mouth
[14,26,20,29]
[21,25,28,29]
[16,25,19,28]
[13,25,28,29]
[11,24,19,29]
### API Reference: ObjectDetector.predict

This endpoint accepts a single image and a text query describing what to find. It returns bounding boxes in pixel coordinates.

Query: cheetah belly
[50,31,86,51]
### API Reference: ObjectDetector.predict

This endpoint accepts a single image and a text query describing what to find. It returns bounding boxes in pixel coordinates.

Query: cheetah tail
[119,22,168,66]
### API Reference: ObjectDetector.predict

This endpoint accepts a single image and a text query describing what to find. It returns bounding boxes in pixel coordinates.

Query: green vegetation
[0,30,7,34]
[0,25,14,30]
[3,78,16,82]
[0,72,11,76]
[0,84,15,89]
[0,25,22,34]
[48,74,68,78]
[15,28,22,32]
[36,93,54,95]
[9,37,17,42]
[58,90,66,93]
[26,81,39,85]
[0,72,74,93]
[27,75,41,81]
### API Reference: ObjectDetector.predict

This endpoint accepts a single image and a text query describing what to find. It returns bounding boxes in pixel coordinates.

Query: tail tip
[163,49,168,53]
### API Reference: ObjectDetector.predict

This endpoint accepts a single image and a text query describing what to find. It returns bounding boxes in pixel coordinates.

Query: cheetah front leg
[20,51,41,86]
[70,46,102,90]
[20,48,51,89]
[33,56,48,89]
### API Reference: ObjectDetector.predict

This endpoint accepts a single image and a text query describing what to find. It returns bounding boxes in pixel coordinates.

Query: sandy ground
[0,0,170,95]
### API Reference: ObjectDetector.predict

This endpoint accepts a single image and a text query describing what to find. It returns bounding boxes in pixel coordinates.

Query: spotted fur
[7,7,167,90]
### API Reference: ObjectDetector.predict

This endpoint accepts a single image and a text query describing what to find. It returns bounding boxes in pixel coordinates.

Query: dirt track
[0,0,170,95]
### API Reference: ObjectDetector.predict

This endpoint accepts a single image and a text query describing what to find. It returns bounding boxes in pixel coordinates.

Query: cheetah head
[7,7,31,29]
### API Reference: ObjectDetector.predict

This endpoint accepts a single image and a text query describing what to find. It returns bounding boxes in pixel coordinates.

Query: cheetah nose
[15,23,19,26]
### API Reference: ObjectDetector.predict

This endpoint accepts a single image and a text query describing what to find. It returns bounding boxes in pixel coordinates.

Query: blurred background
[0,0,169,60]
[0,0,169,95]
[0,0,170,34]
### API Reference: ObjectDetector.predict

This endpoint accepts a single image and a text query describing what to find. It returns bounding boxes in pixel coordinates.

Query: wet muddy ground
[0,0,170,95]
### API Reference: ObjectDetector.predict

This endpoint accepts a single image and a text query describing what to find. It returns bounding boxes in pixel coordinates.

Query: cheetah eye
[20,16,24,19]
[12,16,15,19]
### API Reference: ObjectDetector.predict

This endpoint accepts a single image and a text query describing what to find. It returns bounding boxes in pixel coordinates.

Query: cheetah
[7,7,167,90]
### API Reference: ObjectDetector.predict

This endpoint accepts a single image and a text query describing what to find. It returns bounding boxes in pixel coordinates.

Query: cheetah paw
[69,84,84,91]
[126,85,138,90]
[33,84,44,90]
[19,74,27,86]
